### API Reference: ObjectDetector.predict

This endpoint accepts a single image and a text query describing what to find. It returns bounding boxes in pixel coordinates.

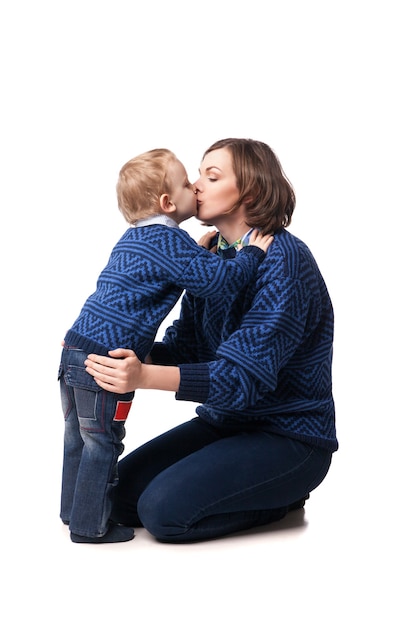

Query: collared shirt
[133,214,179,229]
[217,229,254,258]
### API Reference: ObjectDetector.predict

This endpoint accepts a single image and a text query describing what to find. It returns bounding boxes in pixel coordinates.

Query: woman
[85,138,338,543]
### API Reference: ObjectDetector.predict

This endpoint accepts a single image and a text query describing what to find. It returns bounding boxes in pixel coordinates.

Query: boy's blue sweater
[64,220,264,361]
[151,229,338,452]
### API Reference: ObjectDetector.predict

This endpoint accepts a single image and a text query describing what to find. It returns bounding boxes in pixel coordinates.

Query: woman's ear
[242,194,253,206]
[159,194,176,214]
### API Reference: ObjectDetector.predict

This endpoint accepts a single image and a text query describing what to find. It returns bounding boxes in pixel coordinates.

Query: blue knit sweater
[151,228,338,452]
[64,217,265,360]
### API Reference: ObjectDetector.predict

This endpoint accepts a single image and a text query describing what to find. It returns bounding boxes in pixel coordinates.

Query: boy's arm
[177,229,273,298]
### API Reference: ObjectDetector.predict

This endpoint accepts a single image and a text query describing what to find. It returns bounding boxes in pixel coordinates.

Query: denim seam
[187,448,317,527]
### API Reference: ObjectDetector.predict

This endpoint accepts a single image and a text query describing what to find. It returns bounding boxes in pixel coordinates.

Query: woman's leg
[138,430,332,543]
[111,418,224,526]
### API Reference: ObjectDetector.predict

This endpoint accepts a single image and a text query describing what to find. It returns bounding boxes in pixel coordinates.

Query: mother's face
[194,148,240,225]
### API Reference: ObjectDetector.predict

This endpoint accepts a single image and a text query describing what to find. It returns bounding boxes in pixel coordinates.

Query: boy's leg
[60,375,83,524]
[61,348,135,543]
[69,386,134,542]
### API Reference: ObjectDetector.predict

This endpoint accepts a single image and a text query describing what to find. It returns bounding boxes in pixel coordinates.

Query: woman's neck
[213,212,250,245]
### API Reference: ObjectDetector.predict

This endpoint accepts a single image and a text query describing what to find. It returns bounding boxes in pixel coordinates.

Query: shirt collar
[133,214,179,229]
[217,228,253,251]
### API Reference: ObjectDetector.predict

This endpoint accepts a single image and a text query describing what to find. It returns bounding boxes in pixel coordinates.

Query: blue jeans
[111,418,332,542]
[59,346,134,537]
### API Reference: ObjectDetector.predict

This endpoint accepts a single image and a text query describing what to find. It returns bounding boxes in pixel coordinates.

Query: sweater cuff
[240,245,265,260]
[149,342,176,365]
[176,363,210,403]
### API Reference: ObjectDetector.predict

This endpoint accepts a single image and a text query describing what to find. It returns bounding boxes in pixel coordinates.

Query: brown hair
[116,148,178,224]
[203,138,295,232]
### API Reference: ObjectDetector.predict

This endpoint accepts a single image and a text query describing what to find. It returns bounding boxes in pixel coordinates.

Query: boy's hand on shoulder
[247,229,274,253]
[198,230,218,253]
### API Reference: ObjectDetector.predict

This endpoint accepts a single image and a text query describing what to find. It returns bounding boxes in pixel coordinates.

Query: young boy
[59,148,273,543]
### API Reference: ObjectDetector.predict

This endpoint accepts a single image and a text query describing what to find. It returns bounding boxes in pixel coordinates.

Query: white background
[1,1,415,624]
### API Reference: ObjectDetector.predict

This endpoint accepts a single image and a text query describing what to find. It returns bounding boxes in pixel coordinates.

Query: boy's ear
[159,193,176,214]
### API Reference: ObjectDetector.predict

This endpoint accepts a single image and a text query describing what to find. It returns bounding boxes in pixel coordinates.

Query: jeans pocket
[64,364,100,392]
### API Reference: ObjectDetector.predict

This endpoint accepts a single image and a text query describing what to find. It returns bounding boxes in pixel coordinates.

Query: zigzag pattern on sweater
[65,224,263,360]
[162,229,337,451]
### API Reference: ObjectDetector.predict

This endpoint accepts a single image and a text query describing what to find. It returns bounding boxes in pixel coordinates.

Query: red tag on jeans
[113,401,132,422]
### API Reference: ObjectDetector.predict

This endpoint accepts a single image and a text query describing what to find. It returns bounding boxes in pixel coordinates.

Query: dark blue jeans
[111,417,332,542]
[59,346,134,537]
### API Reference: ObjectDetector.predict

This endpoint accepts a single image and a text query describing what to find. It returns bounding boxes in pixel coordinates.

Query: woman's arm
[84,348,180,394]
[85,277,310,404]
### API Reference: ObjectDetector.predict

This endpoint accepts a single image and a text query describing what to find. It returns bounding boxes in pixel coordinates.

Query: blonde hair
[116,148,178,224]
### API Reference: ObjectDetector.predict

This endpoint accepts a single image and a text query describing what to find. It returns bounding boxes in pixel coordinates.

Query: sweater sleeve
[176,276,314,409]
[174,233,265,298]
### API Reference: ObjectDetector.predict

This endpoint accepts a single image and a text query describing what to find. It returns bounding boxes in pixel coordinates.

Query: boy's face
[168,159,197,222]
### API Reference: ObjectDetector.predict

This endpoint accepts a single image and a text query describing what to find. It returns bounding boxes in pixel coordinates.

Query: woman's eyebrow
[203,166,222,174]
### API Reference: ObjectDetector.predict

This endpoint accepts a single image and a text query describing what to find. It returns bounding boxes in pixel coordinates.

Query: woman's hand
[85,348,142,393]
[85,348,181,394]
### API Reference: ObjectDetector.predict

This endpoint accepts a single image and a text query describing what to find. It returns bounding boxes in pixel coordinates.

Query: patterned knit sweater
[151,228,338,452]
[64,216,265,360]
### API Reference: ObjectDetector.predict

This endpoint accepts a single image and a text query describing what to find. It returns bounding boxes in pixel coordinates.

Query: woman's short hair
[203,138,295,232]
[117,148,177,224]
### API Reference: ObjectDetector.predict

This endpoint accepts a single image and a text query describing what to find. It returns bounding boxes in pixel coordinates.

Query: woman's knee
[138,483,188,542]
